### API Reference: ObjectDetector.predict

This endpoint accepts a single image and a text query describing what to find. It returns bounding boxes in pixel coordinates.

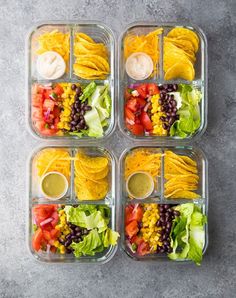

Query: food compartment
[120,147,162,203]
[29,24,71,81]
[72,24,114,82]
[119,23,207,141]
[163,147,207,202]
[120,25,163,82]
[163,25,206,82]
[28,146,119,263]
[31,147,72,204]
[73,147,114,204]
[29,203,117,263]
[122,201,208,264]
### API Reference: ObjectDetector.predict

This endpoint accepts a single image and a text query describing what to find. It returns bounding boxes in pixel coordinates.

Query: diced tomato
[32,94,43,107]
[137,241,150,256]
[125,106,135,122]
[124,88,132,101]
[50,246,57,253]
[53,84,64,96]
[41,223,53,231]
[126,123,144,136]
[50,229,59,239]
[32,107,43,121]
[43,99,55,111]
[131,235,144,246]
[136,97,147,108]
[53,106,61,118]
[42,230,51,241]
[147,83,159,96]
[126,98,137,112]
[125,220,139,238]
[140,111,153,131]
[32,228,43,251]
[136,84,147,98]
[126,205,143,224]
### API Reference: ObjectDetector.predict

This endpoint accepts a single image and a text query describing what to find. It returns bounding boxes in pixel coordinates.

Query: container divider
[69,25,74,79]
[158,32,164,82]
[160,148,165,202]
[71,148,76,203]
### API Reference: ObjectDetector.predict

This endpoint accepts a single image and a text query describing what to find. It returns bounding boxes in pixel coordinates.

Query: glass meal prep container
[118,22,208,142]
[119,145,208,263]
[27,145,118,263]
[27,22,115,140]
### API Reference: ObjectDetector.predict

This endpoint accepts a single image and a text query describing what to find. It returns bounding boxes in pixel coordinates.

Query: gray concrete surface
[0,0,236,297]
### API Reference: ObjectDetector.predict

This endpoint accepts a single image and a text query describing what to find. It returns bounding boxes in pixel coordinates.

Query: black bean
[171,112,176,117]
[164,93,169,100]
[76,107,81,113]
[168,103,172,109]
[166,222,172,229]
[173,210,180,216]
[76,86,82,94]
[158,85,163,91]
[71,121,77,126]
[156,220,161,227]
[172,100,177,107]
[173,84,178,91]
[71,235,76,240]
[71,84,77,91]
[163,84,168,90]
[164,204,170,210]
[73,115,79,121]
[160,116,166,122]
[165,228,171,234]
[159,206,164,212]
[160,216,165,223]
[168,117,174,125]
[59,238,65,245]
[163,240,169,247]
[64,240,70,247]
[156,246,161,253]
[66,248,73,254]
[83,229,88,235]
[163,123,169,130]
[76,124,82,130]
[79,119,85,125]
[172,107,177,113]
[159,248,165,253]
[73,238,80,243]
[161,106,165,112]
[84,105,92,111]
[167,247,173,253]
[84,125,88,130]
[80,110,85,116]
[167,88,173,92]
[75,226,81,232]
[158,99,163,105]
[160,92,164,99]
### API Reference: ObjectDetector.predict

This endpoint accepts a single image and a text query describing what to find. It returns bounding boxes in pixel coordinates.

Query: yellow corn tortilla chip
[167,190,200,199]
[75,160,108,180]
[166,157,197,174]
[75,33,95,43]
[75,176,108,200]
[76,152,109,170]
[165,151,197,167]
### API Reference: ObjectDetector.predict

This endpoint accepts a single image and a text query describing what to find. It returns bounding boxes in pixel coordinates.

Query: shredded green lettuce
[64,205,119,259]
[168,203,207,265]
[170,84,202,138]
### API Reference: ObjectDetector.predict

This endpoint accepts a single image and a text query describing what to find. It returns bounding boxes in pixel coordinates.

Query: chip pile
[164,28,200,81]
[73,33,110,80]
[164,150,200,199]
[74,152,109,200]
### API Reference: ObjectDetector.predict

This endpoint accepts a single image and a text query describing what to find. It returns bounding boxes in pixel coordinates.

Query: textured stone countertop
[0,0,235,297]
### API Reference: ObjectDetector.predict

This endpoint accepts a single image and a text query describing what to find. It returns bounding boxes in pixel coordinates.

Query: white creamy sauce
[36,51,66,80]
[125,52,153,80]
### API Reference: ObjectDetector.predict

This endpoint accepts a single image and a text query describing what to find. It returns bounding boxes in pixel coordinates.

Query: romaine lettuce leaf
[79,82,97,102]
[103,228,120,247]
[64,206,108,232]
[84,108,104,137]
[71,229,103,258]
